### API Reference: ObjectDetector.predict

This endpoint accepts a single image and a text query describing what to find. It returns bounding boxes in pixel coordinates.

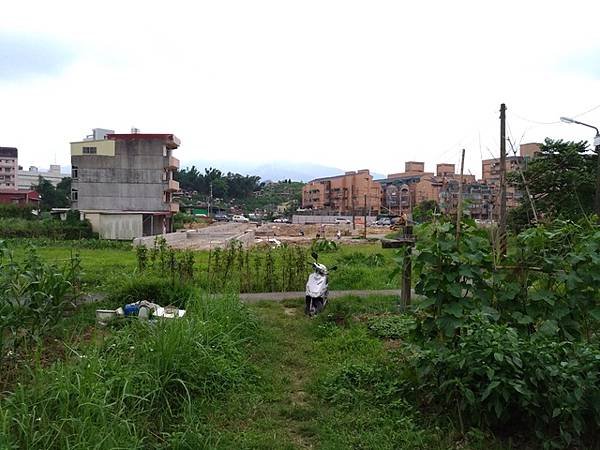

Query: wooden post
[401,248,412,308]
[499,103,508,256]
[456,148,465,242]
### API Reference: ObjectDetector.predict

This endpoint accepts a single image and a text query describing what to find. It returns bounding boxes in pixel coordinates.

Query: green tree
[35,177,71,210]
[510,138,596,223]
[412,200,438,223]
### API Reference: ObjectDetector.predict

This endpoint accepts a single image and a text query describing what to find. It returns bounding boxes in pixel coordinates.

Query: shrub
[0,217,96,239]
[0,204,36,219]
[405,316,600,448]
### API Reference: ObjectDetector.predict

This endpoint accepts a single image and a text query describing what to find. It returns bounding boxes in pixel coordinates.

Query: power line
[510,112,560,126]
[574,103,600,118]
[512,102,600,126]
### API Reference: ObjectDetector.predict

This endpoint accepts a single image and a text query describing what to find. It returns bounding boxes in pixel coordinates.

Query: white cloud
[1,0,599,178]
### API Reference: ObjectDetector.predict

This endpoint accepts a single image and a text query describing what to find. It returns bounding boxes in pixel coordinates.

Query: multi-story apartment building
[302,169,381,215]
[377,161,477,216]
[482,143,540,217]
[70,129,180,239]
[18,164,70,190]
[439,180,493,220]
[0,147,18,189]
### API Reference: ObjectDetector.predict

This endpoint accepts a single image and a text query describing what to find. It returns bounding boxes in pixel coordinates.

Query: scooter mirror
[311,251,318,261]
[330,265,338,271]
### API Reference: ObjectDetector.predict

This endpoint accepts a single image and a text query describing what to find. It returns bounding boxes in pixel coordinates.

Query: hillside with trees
[175,166,303,215]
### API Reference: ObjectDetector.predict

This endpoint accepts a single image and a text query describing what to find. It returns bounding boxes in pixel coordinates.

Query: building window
[71,189,78,201]
[82,146,97,154]
[72,165,78,179]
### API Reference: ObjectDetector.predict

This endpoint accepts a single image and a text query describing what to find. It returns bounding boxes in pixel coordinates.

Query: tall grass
[0,293,258,449]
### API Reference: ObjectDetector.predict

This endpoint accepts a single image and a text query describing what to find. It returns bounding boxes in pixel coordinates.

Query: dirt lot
[254,222,389,246]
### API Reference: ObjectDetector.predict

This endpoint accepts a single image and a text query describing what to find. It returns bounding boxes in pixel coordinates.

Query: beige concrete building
[379,161,477,216]
[302,170,381,215]
[481,143,540,217]
[17,164,70,190]
[71,130,180,240]
[519,142,542,159]
[0,147,18,190]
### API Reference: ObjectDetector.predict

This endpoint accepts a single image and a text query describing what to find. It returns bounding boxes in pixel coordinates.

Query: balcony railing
[164,179,180,192]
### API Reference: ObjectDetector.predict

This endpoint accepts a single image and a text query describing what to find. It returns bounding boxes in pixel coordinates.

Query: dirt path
[249,300,320,449]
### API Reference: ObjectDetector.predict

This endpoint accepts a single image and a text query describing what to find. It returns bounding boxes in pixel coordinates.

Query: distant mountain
[180,159,383,182]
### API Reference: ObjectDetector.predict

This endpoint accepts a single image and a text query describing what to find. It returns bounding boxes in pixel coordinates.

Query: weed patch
[0,294,259,449]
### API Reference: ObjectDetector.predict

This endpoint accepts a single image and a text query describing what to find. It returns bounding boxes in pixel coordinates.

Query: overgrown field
[1,217,599,449]
[4,238,399,292]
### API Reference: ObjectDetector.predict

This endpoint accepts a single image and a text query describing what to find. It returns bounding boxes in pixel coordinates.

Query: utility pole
[456,148,465,242]
[363,194,367,238]
[499,103,507,256]
[208,182,213,218]
[352,185,356,231]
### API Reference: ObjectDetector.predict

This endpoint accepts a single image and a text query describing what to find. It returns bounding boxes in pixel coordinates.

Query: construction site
[133,220,390,250]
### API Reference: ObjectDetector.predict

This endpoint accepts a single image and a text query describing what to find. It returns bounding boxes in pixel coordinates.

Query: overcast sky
[1,0,600,178]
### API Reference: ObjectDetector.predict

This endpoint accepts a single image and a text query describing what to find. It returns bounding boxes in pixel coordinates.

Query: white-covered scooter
[305,252,337,317]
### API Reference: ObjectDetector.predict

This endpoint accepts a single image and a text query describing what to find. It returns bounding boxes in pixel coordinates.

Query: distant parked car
[334,217,351,224]
[273,218,283,223]
[374,217,391,226]
[232,215,249,223]
[214,213,229,222]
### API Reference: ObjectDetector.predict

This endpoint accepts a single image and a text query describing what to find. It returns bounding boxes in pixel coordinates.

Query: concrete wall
[72,138,172,212]
[133,223,256,250]
[71,140,116,156]
[87,213,143,239]
[292,215,377,225]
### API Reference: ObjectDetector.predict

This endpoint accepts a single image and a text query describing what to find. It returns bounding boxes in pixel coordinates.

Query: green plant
[409,218,494,339]
[311,238,338,253]
[0,243,81,361]
[405,316,600,448]
[367,314,416,339]
[136,244,148,271]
